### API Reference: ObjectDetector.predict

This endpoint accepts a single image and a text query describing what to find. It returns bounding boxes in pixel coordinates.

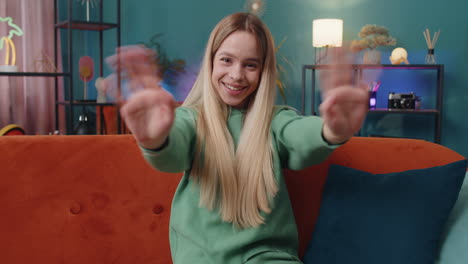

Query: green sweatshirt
[141,106,339,264]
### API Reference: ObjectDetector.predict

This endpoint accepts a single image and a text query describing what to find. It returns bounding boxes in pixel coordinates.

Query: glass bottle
[425,49,436,64]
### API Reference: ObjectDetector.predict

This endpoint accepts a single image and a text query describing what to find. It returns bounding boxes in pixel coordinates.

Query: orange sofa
[0,135,465,263]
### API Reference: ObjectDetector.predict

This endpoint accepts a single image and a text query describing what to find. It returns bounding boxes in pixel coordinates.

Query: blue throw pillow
[436,173,468,264]
[303,159,467,264]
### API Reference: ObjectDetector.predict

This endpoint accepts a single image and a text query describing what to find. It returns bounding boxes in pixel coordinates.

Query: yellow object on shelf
[0,124,25,136]
[389,47,409,65]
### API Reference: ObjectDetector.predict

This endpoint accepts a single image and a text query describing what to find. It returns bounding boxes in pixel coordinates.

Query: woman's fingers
[106,45,161,84]
[119,88,176,147]
[121,89,174,117]
[107,45,156,67]
[105,45,163,104]
[319,47,355,97]
[320,85,369,136]
[318,46,374,141]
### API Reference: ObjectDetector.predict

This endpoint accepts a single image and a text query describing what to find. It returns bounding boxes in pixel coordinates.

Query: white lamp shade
[312,19,343,47]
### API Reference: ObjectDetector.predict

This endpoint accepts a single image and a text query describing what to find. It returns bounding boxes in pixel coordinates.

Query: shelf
[302,64,444,143]
[54,0,122,135]
[368,108,439,115]
[0,72,69,77]
[56,20,118,31]
[57,101,117,106]
[304,64,443,70]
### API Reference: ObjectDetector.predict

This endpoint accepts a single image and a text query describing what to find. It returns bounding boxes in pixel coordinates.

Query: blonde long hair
[183,13,278,229]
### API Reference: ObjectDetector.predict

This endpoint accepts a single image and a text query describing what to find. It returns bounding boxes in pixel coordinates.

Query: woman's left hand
[319,48,369,144]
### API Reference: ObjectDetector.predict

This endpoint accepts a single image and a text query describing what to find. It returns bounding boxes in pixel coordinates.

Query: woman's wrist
[322,124,349,145]
[140,137,169,151]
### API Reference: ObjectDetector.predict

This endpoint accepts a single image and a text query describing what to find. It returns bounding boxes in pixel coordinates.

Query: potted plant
[350,24,396,64]
[140,33,186,89]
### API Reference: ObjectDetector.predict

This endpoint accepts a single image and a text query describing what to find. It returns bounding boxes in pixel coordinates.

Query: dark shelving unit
[0,72,69,77]
[301,64,444,143]
[54,0,121,134]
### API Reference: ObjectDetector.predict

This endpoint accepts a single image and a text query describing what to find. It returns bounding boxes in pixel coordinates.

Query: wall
[103,0,468,157]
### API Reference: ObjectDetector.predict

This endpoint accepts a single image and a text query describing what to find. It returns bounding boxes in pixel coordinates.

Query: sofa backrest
[0,135,180,264]
[0,135,464,263]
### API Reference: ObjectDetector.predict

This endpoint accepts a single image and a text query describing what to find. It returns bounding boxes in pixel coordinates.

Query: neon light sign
[0,16,24,67]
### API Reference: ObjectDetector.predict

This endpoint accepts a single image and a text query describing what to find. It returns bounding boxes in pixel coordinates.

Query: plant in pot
[140,33,186,90]
[350,24,396,64]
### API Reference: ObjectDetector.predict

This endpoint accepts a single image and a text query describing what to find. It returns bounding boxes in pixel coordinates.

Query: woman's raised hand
[106,45,176,149]
[318,48,369,144]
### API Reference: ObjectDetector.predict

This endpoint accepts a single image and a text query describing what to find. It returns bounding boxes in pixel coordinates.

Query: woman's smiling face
[211,30,263,109]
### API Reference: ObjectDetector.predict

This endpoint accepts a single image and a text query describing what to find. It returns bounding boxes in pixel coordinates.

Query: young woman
[106,12,368,264]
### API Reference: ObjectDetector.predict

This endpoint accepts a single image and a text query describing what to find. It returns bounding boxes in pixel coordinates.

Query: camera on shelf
[388,92,417,109]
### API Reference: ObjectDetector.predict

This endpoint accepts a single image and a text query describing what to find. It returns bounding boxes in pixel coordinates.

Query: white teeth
[224,82,243,91]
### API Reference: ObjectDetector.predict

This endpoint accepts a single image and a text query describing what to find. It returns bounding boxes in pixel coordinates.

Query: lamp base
[0,65,18,72]
[314,47,329,64]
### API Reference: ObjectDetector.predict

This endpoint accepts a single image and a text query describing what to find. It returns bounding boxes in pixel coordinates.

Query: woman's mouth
[223,82,246,91]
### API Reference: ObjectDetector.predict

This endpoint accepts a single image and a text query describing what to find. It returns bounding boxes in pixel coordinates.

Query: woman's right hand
[106,46,176,150]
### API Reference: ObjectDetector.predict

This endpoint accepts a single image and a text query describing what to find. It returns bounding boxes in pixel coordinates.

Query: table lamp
[312,19,343,64]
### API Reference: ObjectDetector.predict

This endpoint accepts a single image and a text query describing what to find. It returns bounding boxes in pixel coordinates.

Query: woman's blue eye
[221,58,231,63]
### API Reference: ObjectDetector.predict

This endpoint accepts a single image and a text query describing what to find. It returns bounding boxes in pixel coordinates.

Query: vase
[363,49,381,64]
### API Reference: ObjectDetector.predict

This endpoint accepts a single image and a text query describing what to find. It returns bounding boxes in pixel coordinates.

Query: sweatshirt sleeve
[271,107,342,170]
[139,107,197,173]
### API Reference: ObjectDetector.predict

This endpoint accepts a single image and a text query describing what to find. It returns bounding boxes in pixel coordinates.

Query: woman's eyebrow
[217,51,235,58]
[218,52,260,63]
[245,58,261,63]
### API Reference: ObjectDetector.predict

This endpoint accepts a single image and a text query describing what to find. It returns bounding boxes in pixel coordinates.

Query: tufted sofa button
[70,201,82,215]
[153,205,164,215]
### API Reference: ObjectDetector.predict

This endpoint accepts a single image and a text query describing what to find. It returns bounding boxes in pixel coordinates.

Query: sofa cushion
[436,172,468,264]
[303,159,467,264]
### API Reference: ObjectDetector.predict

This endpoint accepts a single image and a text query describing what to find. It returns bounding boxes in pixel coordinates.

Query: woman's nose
[229,65,243,81]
